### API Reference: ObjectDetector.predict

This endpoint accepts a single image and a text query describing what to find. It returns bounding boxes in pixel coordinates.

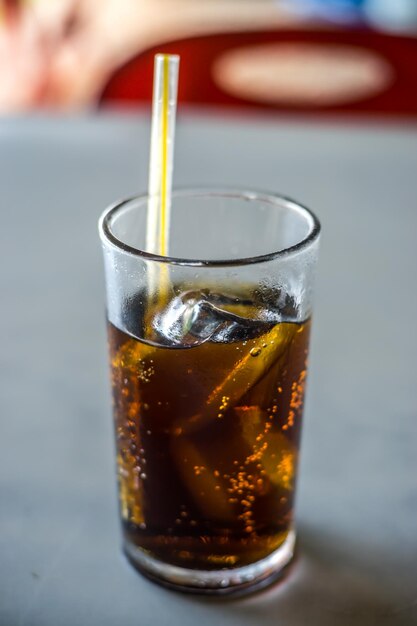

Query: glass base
[123,529,296,596]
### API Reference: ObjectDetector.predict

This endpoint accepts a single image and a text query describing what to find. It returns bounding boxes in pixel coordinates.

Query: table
[1,112,416,626]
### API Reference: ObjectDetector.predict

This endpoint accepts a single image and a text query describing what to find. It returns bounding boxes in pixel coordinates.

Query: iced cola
[108,286,310,570]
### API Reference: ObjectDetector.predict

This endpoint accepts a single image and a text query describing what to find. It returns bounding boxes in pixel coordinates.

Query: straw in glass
[145,54,179,317]
[146,54,179,259]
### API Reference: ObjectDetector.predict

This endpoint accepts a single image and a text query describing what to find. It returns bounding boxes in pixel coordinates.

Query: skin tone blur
[0,0,287,111]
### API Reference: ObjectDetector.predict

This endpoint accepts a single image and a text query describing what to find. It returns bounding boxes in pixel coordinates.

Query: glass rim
[98,187,321,268]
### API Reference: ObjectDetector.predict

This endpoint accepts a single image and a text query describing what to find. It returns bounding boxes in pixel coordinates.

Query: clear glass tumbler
[99,189,320,595]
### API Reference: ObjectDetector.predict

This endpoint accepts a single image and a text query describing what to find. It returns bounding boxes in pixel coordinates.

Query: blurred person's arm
[0,0,295,111]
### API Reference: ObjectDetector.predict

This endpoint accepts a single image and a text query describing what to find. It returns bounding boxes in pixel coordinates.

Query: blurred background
[1,0,416,116]
[2,2,417,625]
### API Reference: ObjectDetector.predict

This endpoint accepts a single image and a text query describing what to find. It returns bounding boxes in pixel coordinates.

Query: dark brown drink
[108,288,310,571]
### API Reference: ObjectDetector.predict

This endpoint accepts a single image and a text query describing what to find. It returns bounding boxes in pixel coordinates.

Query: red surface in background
[100,28,417,118]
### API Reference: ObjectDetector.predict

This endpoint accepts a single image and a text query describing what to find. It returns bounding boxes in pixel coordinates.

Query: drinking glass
[99,188,320,595]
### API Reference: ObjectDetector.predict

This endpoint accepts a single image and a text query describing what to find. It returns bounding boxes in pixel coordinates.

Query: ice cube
[252,286,299,321]
[172,436,235,522]
[172,320,297,435]
[153,290,275,348]
[203,321,297,414]
[234,407,297,492]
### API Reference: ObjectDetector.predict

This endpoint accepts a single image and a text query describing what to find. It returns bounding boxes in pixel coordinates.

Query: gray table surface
[1,112,416,626]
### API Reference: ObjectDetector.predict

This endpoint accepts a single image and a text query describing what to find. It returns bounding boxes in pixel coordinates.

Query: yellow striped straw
[160,55,169,257]
[146,54,180,259]
[146,54,179,314]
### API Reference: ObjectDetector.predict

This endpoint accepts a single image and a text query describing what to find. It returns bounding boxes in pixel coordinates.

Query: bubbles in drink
[108,285,310,570]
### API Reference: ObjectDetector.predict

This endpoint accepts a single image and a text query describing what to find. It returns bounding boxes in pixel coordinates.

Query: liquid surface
[108,291,310,570]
